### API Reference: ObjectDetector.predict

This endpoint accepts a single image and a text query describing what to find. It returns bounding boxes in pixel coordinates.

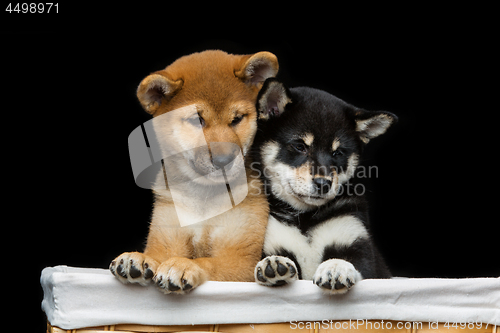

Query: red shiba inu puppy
[110,50,279,294]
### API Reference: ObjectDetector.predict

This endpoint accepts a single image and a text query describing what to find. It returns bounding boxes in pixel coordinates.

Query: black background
[3,8,498,331]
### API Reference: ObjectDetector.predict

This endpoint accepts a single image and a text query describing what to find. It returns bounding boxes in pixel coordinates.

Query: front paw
[312,259,362,294]
[153,257,208,294]
[109,252,158,286]
[255,255,298,287]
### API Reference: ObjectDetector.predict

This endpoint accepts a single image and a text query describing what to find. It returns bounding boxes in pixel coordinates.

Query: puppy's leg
[110,200,193,287]
[312,238,388,294]
[193,243,264,282]
[312,240,368,294]
[122,185,268,294]
[154,192,269,293]
[152,231,266,294]
[194,195,269,283]
[153,236,271,294]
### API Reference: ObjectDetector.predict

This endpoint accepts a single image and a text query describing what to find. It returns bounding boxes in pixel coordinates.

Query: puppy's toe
[255,255,298,287]
[109,252,158,286]
[153,257,208,295]
[312,259,362,295]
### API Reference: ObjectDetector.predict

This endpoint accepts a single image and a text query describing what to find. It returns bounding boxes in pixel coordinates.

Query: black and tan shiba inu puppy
[110,50,278,294]
[252,79,395,294]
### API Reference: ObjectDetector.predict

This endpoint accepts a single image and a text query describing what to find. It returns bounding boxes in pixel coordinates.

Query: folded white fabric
[41,266,500,330]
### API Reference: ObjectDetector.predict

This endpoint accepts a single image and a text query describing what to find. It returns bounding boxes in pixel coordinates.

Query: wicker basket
[47,321,498,333]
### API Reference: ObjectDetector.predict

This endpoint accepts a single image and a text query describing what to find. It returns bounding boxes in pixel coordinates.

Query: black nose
[209,142,240,169]
[313,178,332,195]
[212,153,236,169]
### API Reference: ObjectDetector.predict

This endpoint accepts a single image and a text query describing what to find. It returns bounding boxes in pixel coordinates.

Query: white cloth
[41,266,500,330]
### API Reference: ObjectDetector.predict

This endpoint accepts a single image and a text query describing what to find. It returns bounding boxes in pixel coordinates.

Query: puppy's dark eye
[332,150,344,157]
[291,143,307,153]
[231,115,244,126]
[186,115,205,127]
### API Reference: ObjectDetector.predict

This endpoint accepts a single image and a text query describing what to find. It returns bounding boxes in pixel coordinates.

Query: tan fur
[302,133,314,146]
[111,50,278,293]
[332,138,341,151]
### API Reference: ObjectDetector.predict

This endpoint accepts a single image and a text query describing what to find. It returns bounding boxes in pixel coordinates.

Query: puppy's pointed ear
[234,51,279,87]
[137,73,183,114]
[256,78,292,120]
[354,109,398,143]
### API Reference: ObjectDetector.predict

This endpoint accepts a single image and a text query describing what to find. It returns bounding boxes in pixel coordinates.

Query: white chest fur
[263,215,369,279]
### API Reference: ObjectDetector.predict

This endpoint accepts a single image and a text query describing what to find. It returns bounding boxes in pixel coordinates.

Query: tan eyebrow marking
[302,133,314,146]
[332,138,341,151]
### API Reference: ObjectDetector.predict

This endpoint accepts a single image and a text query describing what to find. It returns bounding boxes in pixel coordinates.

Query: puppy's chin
[284,181,339,209]
[299,196,330,206]
[191,169,226,185]
[290,191,331,208]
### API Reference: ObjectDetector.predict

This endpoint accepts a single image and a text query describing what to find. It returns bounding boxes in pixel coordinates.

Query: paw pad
[255,255,298,287]
[129,260,142,278]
